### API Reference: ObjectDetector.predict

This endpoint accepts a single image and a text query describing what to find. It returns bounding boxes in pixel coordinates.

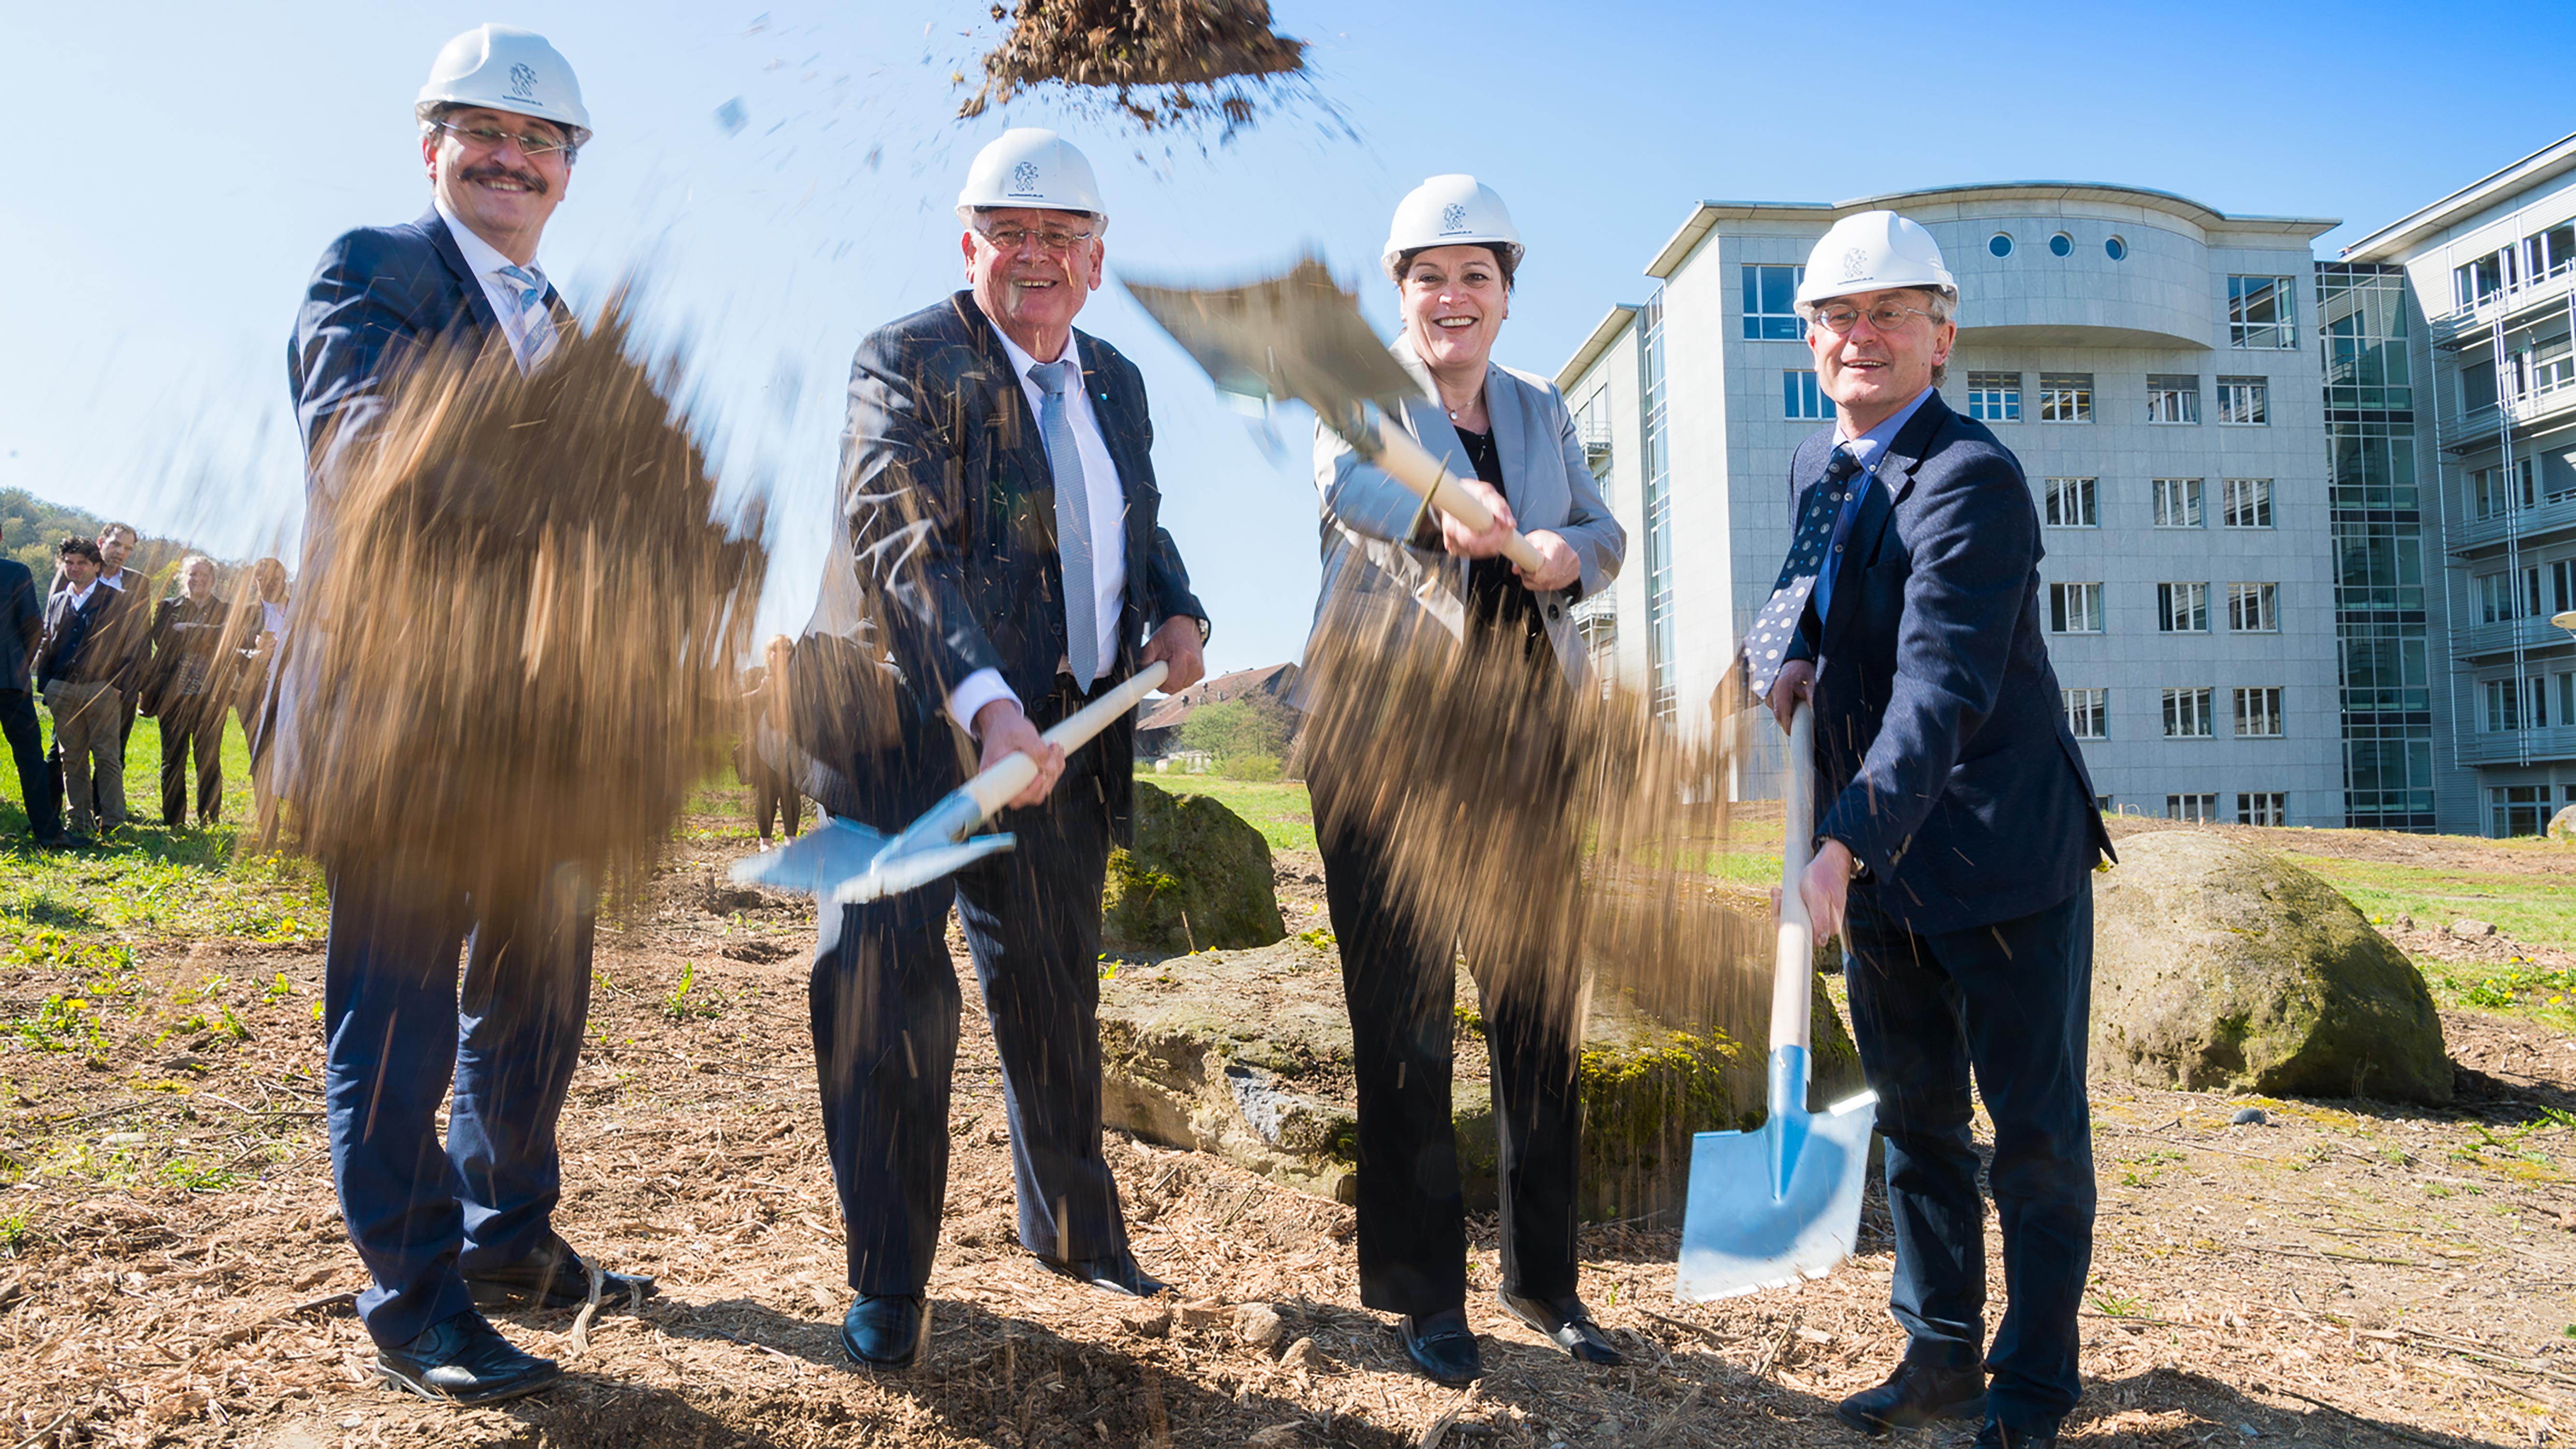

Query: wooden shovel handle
[958,661,1172,819]
[1353,412,1551,575]
[1772,703,1816,1054]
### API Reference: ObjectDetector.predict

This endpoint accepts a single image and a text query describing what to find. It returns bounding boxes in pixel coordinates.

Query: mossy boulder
[1101,781,1286,956]
[2091,831,2450,1105]
[1096,935,1865,1222]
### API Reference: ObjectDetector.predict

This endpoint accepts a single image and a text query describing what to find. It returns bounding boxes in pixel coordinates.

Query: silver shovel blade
[1122,258,1419,422]
[1677,1053,1880,1301]
[831,834,1016,906]
[728,816,893,897]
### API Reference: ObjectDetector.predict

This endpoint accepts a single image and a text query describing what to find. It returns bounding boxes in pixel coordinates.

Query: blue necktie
[1033,357,1100,692]
[1742,448,1862,701]
[494,264,551,369]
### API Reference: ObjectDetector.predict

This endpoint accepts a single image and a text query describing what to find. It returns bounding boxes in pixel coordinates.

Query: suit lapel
[950,294,1055,529]
[1819,394,1946,648]
[420,210,505,342]
[1081,330,1158,621]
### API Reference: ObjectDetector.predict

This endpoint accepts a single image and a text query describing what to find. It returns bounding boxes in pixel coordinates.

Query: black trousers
[810,685,1130,1295]
[1844,881,2097,1431]
[1308,749,1583,1317]
[160,696,225,825]
[0,689,57,839]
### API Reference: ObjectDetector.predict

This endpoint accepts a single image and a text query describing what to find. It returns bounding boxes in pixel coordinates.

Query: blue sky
[3,0,2572,673]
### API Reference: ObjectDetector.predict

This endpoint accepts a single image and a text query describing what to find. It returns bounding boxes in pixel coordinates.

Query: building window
[2162,686,2215,738]
[2483,677,2524,731]
[1741,264,1805,341]
[2063,687,2108,739]
[2038,373,2093,422]
[2472,460,2535,518]
[2237,792,2287,827]
[2048,232,2074,257]
[2476,571,2516,624]
[2221,478,2275,528]
[2228,274,2298,349]
[1967,371,2021,423]
[2225,582,2279,633]
[1783,370,1835,421]
[2041,476,2098,527]
[2158,582,2210,633]
[1640,292,1674,719]
[2492,784,2552,838]
[2233,686,2284,738]
[2454,251,2511,311]
[2049,582,2104,634]
[2215,376,2269,425]
[2147,374,2201,424]
[2166,793,2219,823]
[2105,236,2128,261]
[1989,233,2014,258]
[2527,223,2576,285]
[2152,478,2205,528]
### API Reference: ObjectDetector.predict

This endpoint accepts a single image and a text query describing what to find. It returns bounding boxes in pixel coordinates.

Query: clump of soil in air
[283,295,768,900]
[960,0,1309,135]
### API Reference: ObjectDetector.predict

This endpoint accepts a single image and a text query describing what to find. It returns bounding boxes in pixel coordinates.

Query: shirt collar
[434,196,545,294]
[1836,386,1936,473]
[66,580,97,607]
[100,568,126,590]
[989,322,1080,388]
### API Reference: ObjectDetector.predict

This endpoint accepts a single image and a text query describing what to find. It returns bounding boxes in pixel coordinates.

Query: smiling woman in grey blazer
[1297,174,1626,1388]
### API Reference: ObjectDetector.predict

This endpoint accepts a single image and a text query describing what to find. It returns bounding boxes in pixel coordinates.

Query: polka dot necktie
[1742,447,1863,702]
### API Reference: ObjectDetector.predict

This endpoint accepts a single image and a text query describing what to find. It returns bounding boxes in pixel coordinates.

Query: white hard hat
[415,24,592,150]
[955,128,1108,225]
[1382,174,1523,282]
[1795,210,1956,309]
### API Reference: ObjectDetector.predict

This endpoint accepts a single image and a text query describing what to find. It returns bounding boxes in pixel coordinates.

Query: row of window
[1966,372,2271,426]
[2153,792,2289,826]
[2062,686,2285,739]
[2048,580,2280,635]
[1988,231,2128,263]
[2038,476,2275,529]
[2469,459,2576,519]
[2492,784,2576,838]
[2452,222,2576,312]
[2483,673,2576,732]
[1742,264,2300,349]
[2474,559,2576,625]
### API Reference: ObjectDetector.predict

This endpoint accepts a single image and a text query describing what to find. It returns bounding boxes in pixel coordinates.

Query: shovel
[1675,701,1880,1300]
[1124,258,1547,574]
[731,661,1168,905]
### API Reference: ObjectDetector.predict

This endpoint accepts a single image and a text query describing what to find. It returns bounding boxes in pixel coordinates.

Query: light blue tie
[494,264,550,369]
[1033,357,1100,691]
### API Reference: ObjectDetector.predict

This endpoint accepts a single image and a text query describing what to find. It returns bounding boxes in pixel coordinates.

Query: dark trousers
[811,710,1127,1295]
[322,861,596,1348]
[0,689,57,839]
[159,697,224,825]
[1308,751,1583,1318]
[1843,880,2096,1431]
[752,769,801,843]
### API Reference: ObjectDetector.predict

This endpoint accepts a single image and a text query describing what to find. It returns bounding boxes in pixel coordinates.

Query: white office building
[1558,183,2343,824]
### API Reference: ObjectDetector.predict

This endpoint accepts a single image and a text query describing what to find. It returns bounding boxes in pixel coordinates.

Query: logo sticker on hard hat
[1841,248,1870,282]
[507,63,539,99]
[1010,160,1041,195]
[1440,202,1468,234]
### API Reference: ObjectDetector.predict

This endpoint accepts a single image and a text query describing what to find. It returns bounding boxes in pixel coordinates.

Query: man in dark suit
[1745,212,2112,1449]
[283,24,646,1408]
[803,127,1208,1369]
[35,537,131,840]
[0,525,64,846]
[43,523,148,830]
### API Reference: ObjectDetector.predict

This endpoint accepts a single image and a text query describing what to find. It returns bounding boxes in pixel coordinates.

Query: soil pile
[285,296,766,896]
[961,0,1308,133]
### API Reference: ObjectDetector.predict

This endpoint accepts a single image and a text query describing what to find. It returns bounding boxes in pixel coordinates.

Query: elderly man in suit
[284,24,648,1408]
[34,538,128,841]
[0,523,61,846]
[1747,212,2112,1449]
[802,126,1208,1370]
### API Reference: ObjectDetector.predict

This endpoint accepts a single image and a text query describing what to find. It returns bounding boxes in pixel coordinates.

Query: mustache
[460,162,549,197]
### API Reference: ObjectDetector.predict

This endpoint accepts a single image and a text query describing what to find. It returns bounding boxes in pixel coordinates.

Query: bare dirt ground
[5,810,2575,1448]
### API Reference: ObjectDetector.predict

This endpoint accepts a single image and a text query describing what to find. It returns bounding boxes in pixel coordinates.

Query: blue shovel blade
[1677,1051,1879,1301]
[727,817,892,897]
[831,834,1016,905]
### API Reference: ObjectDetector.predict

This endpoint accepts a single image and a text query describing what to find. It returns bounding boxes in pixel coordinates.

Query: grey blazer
[1299,341,1625,698]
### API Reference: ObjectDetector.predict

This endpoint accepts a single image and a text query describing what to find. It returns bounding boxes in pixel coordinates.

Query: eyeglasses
[431,120,572,159]
[1810,301,1936,335]
[975,224,1096,255]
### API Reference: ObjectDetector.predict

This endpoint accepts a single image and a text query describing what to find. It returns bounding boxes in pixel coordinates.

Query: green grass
[1140,771,1316,852]
[2284,852,2576,954]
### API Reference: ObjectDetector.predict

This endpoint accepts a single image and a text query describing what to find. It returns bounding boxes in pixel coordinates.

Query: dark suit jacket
[34,583,130,690]
[801,290,1205,838]
[278,208,569,780]
[0,560,37,691]
[1782,391,2112,935]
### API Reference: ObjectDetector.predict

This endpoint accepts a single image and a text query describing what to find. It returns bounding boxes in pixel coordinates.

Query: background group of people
[0,518,290,846]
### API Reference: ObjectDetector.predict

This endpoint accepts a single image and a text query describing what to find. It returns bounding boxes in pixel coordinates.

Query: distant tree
[1179,695,1294,764]
[0,487,218,594]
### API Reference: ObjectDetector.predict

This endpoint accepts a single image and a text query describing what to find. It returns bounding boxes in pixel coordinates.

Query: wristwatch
[1192,616,1211,646]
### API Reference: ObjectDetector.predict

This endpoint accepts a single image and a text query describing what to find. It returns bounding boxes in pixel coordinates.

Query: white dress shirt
[64,581,98,611]
[945,325,1131,735]
[434,197,558,372]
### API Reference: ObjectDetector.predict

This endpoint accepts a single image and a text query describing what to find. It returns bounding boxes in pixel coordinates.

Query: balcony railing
[2449,493,2576,554]
[2436,376,2576,454]
[2453,722,2576,767]
[1579,412,1613,474]
[2431,256,2576,351]
[2452,615,2576,660]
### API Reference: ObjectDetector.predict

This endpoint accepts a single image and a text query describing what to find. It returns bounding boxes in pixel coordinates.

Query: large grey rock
[1097,936,1865,1221]
[2091,831,2450,1105]
[1101,781,1286,957]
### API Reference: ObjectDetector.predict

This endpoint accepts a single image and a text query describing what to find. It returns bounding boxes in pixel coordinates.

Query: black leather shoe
[375,1310,560,1405]
[1835,1360,1988,1436]
[464,1233,658,1311]
[1497,1289,1624,1365]
[1398,1308,1482,1386]
[840,1294,928,1369]
[1972,1419,2059,1448]
[1038,1253,1168,1297]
